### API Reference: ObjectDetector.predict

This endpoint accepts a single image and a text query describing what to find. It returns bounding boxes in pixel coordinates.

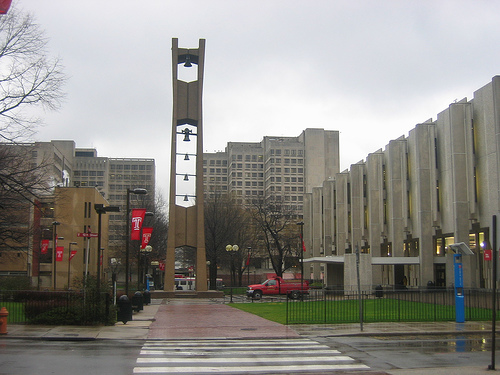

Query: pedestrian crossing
[133,338,369,374]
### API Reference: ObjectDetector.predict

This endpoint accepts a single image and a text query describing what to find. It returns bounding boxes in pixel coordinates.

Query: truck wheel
[253,290,262,299]
[290,290,300,300]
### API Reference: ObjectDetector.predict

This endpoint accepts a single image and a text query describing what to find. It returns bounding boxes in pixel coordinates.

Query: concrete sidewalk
[148,302,299,339]
[1,298,498,341]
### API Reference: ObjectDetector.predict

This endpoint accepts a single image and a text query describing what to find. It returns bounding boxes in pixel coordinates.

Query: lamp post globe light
[226,244,239,286]
[137,212,154,290]
[125,188,147,296]
[140,245,153,290]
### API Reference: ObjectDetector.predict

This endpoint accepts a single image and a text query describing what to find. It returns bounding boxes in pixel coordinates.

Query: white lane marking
[134,364,371,373]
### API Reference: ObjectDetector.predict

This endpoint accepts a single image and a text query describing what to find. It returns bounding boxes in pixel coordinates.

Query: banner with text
[56,246,64,262]
[131,209,146,240]
[141,227,153,249]
[41,239,49,254]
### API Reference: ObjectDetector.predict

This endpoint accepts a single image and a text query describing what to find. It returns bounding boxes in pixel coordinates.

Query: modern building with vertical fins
[304,76,500,291]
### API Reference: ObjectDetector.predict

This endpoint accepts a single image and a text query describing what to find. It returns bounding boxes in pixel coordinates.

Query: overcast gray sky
[19,0,500,196]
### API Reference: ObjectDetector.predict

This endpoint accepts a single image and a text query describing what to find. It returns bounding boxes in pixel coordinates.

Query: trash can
[143,290,151,305]
[117,295,132,324]
[131,291,143,312]
[375,285,383,298]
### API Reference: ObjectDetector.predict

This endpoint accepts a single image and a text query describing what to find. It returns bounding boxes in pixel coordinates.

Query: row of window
[231,172,264,178]
[109,174,152,181]
[269,149,303,156]
[206,159,228,166]
[74,171,105,177]
[267,158,303,165]
[205,168,228,174]
[268,177,304,183]
[268,186,304,192]
[110,164,152,171]
[74,181,104,187]
[231,163,264,170]
[269,167,303,174]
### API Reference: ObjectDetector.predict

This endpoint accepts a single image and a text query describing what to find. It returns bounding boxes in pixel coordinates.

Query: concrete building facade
[305,76,500,290]
[0,140,155,288]
[204,128,340,213]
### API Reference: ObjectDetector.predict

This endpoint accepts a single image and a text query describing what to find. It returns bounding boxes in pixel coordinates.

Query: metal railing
[286,288,499,324]
[0,290,112,325]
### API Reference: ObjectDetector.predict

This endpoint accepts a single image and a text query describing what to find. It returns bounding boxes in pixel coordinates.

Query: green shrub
[29,306,83,325]
[0,276,32,291]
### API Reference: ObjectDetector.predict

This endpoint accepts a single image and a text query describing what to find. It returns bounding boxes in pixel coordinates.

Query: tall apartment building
[70,146,155,248]
[204,128,340,215]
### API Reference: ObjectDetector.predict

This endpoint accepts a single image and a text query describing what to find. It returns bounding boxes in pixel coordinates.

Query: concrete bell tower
[163,38,210,295]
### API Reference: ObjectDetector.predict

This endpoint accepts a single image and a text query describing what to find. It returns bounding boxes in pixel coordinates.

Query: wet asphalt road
[316,333,498,371]
[0,339,143,375]
[0,334,498,374]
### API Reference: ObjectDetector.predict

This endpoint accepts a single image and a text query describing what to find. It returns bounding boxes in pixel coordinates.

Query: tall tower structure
[164,38,208,294]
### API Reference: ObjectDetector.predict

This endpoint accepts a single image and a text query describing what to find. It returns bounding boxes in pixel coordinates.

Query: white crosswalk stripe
[133,338,369,374]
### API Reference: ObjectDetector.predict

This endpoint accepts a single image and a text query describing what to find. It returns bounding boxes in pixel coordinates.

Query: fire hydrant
[0,307,8,335]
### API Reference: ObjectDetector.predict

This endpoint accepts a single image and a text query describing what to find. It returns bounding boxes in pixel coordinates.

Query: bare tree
[0,7,66,143]
[0,7,66,250]
[0,144,53,251]
[250,198,301,278]
[204,192,251,288]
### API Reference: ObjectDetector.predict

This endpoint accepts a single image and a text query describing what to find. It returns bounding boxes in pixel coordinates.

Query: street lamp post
[109,258,120,304]
[140,245,153,290]
[95,204,120,296]
[225,244,239,286]
[67,242,77,290]
[125,188,147,296]
[52,221,60,289]
[297,221,305,292]
[247,247,251,285]
[137,212,154,290]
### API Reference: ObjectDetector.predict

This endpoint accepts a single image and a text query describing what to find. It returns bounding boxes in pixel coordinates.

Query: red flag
[41,239,49,254]
[246,253,251,266]
[56,246,64,262]
[69,250,77,261]
[0,0,12,14]
[300,234,306,252]
[131,209,146,240]
[141,227,153,249]
[159,261,165,271]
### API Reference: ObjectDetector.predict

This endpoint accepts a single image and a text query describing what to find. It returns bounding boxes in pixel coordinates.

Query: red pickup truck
[246,277,309,299]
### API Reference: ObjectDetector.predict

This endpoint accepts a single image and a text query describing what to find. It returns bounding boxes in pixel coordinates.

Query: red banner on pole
[246,253,251,266]
[56,246,64,262]
[484,249,492,261]
[300,234,307,252]
[41,239,49,254]
[0,0,12,14]
[69,250,77,261]
[159,261,165,271]
[131,209,146,240]
[141,227,153,249]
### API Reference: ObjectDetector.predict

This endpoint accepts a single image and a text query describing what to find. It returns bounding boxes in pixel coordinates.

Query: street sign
[77,232,98,238]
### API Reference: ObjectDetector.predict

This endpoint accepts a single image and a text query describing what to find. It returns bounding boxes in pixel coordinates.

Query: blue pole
[454,254,465,323]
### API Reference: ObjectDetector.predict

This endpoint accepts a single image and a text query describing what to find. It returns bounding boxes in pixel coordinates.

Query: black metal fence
[0,290,113,325]
[286,288,499,324]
